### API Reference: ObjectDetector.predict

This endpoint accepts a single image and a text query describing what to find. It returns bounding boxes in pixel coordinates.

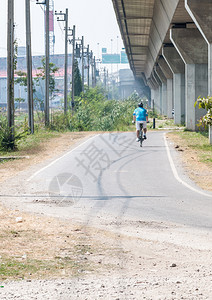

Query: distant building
[0,53,74,108]
[118,69,137,99]
[18,46,27,57]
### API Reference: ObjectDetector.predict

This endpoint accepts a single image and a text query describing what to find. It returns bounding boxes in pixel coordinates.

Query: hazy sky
[0,0,124,58]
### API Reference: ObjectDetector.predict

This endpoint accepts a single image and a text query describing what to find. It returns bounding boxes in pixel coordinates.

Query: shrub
[0,116,29,151]
[40,88,143,133]
[195,96,212,126]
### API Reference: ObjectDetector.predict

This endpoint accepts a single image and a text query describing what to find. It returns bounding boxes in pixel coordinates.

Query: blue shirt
[133,107,148,121]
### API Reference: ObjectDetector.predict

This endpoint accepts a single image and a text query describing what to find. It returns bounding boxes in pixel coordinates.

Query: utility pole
[103,67,106,89]
[45,0,50,126]
[49,0,55,56]
[87,45,90,89]
[81,36,84,92]
[36,0,50,126]
[7,0,14,140]
[91,51,94,88]
[64,9,68,113]
[55,9,68,113]
[71,25,75,112]
[107,69,109,97]
[25,0,34,134]
[94,56,97,87]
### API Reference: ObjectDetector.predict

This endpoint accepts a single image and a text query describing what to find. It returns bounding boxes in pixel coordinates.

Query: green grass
[148,118,179,130]
[171,131,212,165]
[0,258,40,279]
[0,256,88,280]
[74,244,94,255]
[0,127,60,156]
[17,128,60,151]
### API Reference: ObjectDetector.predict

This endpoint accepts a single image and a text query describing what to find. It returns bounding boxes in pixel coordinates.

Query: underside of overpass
[112,0,193,79]
[112,0,212,140]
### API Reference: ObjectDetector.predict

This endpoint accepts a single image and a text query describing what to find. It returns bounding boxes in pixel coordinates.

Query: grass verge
[167,130,212,191]
[168,131,212,165]
[0,128,60,158]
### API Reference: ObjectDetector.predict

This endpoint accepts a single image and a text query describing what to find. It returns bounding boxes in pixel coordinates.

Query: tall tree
[74,59,82,97]
[7,0,15,143]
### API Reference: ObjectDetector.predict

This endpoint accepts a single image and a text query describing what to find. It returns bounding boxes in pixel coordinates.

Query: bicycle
[139,123,144,147]
[132,120,146,147]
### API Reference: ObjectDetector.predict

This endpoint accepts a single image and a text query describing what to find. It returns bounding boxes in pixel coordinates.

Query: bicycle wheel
[139,124,143,147]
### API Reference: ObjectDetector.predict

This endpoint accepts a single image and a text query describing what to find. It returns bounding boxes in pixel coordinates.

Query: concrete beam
[150,75,158,89]
[154,64,166,84]
[147,78,156,90]
[150,75,158,90]
[170,28,208,64]
[152,70,162,87]
[145,0,179,78]
[185,0,212,43]
[145,50,155,79]
[185,0,212,94]
[158,56,173,79]
[162,45,185,74]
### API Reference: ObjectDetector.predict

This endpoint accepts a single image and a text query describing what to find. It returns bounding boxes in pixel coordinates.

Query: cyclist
[132,102,148,142]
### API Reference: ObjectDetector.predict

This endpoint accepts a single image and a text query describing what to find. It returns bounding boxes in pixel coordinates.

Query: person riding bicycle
[132,102,148,142]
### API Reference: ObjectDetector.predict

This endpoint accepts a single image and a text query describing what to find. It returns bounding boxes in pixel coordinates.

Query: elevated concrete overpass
[112,0,212,132]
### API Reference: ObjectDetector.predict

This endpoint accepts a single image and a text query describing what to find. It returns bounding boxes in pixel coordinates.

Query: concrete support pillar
[162,84,167,116]
[170,27,208,130]
[167,79,173,119]
[158,56,173,119]
[210,125,212,142]
[147,78,155,110]
[147,77,157,111]
[155,64,167,116]
[163,45,185,125]
[186,64,208,130]
[209,43,212,95]
[173,73,185,124]
[151,88,155,109]
[152,71,162,114]
[185,0,212,140]
[150,75,159,113]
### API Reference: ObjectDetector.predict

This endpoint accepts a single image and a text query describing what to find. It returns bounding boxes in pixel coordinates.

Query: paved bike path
[1,131,212,230]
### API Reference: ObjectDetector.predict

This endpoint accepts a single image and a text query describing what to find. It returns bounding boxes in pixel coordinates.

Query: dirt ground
[0,131,211,299]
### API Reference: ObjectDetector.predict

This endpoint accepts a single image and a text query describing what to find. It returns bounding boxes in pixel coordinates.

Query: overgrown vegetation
[50,87,139,132]
[68,87,139,132]
[0,87,142,152]
[0,114,28,151]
